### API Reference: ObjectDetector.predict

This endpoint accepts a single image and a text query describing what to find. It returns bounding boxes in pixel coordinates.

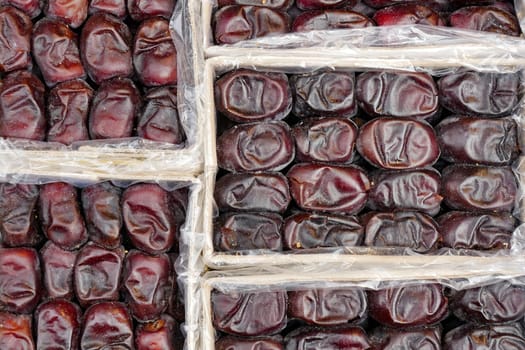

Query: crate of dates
[0,0,203,180]
[0,173,204,350]
[201,54,525,268]
[201,263,525,349]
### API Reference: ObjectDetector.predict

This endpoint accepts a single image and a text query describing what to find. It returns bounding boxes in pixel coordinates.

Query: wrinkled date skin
[369,284,448,327]
[216,337,284,350]
[122,183,178,254]
[89,0,126,18]
[81,302,134,350]
[35,300,81,350]
[135,314,178,350]
[287,163,370,214]
[45,0,87,28]
[373,4,445,26]
[47,79,93,145]
[356,71,439,120]
[291,71,357,118]
[0,70,46,140]
[215,69,292,123]
[362,211,440,252]
[364,0,449,11]
[285,327,371,350]
[214,5,290,44]
[292,117,358,163]
[214,212,283,251]
[444,323,525,350]
[369,326,442,350]
[0,248,41,313]
[0,6,31,73]
[451,281,525,324]
[89,78,141,139]
[357,118,440,170]
[217,121,294,172]
[368,169,442,216]
[296,0,357,10]
[0,0,41,17]
[288,288,367,325]
[219,0,292,9]
[80,13,132,84]
[122,250,173,322]
[283,212,363,249]
[212,290,288,336]
[0,183,40,247]
[437,116,519,166]
[40,241,77,299]
[437,211,516,249]
[438,72,519,117]
[81,181,122,249]
[215,172,291,213]
[442,165,517,212]
[450,6,520,36]
[0,312,34,350]
[39,182,88,250]
[138,86,186,145]
[127,0,175,21]
[133,18,177,87]
[292,10,375,32]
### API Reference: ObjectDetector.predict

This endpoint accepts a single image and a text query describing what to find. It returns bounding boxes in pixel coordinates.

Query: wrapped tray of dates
[201,55,525,268]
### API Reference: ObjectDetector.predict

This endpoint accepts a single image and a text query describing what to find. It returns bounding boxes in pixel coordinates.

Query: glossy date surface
[0,0,41,17]
[450,6,520,36]
[40,241,77,299]
[44,0,87,28]
[0,312,34,350]
[285,327,371,350]
[35,300,81,350]
[135,314,178,350]
[373,4,445,26]
[444,323,525,350]
[219,0,293,9]
[216,336,284,350]
[0,6,31,73]
[89,0,126,17]
[292,9,374,32]
[369,326,442,350]
[364,0,448,11]
[127,0,175,21]
[296,0,356,10]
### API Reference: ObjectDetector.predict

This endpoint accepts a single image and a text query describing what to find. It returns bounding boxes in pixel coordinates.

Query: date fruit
[444,323,525,350]
[450,6,520,36]
[369,326,442,350]
[45,0,87,28]
[216,337,284,350]
[0,0,41,17]
[292,117,358,163]
[368,169,442,216]
[212,289,287,336]
[0,312,34,349]
[442,165,517,212]
[285,326,371,350]
[364,0,448,11]
[288,288,367,325]
[214,6,290,44]
[0,6,32,73]
[283,212,363,249]
[89,0,126,18]
[373,4,445,26]
[215,172,291,213]
[135,314,178,350]
[127,0,175,21]
[357,71,438,120]
[357,118,440,169]
[437,211,515,249]
[219,0,293,9]
[369,284,448,327]
[214,212,283,251]
[287,163,370,214]
[296,0,357,10]
[292,10,374,32]
[0,70,46,140]
[438,72,519,117]
[47,79,93,145]
[363,211,440,252]
[215,69,292,123]
[217,121,294,172]
[35,300,81,350]
[40,241,77,299]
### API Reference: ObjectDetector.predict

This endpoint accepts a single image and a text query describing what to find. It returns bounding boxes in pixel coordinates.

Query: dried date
[135,314,178,350]
[373,4,445,26]
[0,6,31,73]
[40,241,77,299]
[0,312,34,349]
[216,337,284,350]
[296,0,356,10]
[219,0,293,9]
[364,0,448,11]
[35,300,81,350]
[44,0,87,28]
[369,326,442,350]
[127,0,175,21]
[444,323,525,350]
[450,6,520,36]
[292,10,374,32]
[285,326,371,350]
[0,0,41,17]
[89,0,126,17]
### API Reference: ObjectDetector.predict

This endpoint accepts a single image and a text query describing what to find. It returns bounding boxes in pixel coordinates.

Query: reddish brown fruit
[44,0,87,28]
[135,314,178,350]
[373,4,445,26]
[0,6,32,73]
[35,300,81,350]
[0,0,41,17]
[285,327,371,349]
[0,312,34,350]
[450,6,520,36]
[40,241,77,299]
[292,10,375,32]
[127,0,175,21]
[89,0,126,17]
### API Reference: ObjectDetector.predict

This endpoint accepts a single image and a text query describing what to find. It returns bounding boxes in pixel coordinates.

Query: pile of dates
[212,280,525,349]
[0,181,188,349]
[213,0,521,44]
[213,68,521,254]
[0,0,185,145]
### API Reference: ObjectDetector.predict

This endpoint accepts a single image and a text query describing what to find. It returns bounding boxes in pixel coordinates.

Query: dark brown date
[0,312,34,349]
[373,4,445,26]
[0,70,46,141]
[287,163,370,214]
[296,0,357,10]
[369,326,442,350]
[219,0,293,10]
[89,77,141,139]
[442,165,517,212]
[216,336,284,350]
[127,0,175,21]
[212,290,287,336]
[438,72,519,117]
[40,241,77,299]
[444,323,525,350]
[44,0,87,28]
[283,212,363,249]
[450,6,520,36]
[368,169,442,216]
[291,71,357,118]
[35,300,81,350]
[214,212,283,251]
[213,6,290,44]
[215,69,292,123]
[215,172,291,213]
[369,284,448,327]
[292,10,374,32]
[292,117,358,164]
[357,118,440,169]
[0,183,40,247]
[288,288,367,325]
[89,0,126,18]
[437,116,519,166]
[364,0,449,11]
[135,314,178,350]
[217,121,294,172]
[285,326,371,350]
[356,71,438,120]
[437,211,516,249]
[80,13,132,84]
[0,6,31,73]
[0,0,41,17]
[362,211,440,252]
[448,0,503,8]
